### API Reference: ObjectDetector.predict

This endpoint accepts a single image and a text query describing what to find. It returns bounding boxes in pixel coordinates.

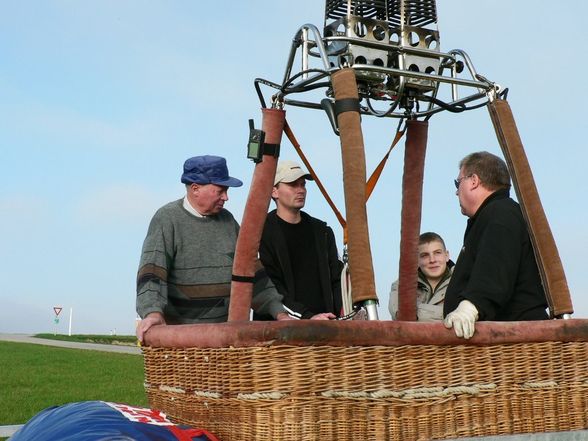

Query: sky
[1,1,586,335]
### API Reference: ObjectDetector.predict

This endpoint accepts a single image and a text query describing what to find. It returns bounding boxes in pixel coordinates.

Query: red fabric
[167,425,220,441]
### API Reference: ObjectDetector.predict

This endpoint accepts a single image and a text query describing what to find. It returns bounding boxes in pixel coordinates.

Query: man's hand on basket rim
[136,312,166,343]
[443,300,479,339]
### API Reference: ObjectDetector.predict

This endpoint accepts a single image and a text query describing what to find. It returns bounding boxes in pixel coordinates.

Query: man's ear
[271,186,279,200]
[469,173,481,189]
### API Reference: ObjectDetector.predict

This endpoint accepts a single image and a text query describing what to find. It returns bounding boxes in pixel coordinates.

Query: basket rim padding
[143,318,588,349]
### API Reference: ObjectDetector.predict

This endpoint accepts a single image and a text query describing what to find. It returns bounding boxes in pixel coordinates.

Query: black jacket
[255,210,343,319]
[443,189,548,321]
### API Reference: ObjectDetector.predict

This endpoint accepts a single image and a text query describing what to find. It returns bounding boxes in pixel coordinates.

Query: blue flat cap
[181,155,243,187]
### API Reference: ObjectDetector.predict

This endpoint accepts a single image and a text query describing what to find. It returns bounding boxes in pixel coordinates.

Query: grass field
[33,333,138,346]
[0,340,147,427]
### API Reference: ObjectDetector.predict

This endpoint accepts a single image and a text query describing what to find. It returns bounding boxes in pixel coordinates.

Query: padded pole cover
[488,99,572,317]
[144,318,588,349]
[396,120,429,321]
[331,68,377,304]
[228,108,285,322]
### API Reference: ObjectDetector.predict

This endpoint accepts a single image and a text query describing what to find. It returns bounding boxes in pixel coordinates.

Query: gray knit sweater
[136,199,285,323]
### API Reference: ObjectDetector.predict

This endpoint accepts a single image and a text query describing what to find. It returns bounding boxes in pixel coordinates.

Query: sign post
[53,306,62,336]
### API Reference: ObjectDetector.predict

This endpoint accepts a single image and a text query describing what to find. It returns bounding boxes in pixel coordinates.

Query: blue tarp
[10,401,218,441]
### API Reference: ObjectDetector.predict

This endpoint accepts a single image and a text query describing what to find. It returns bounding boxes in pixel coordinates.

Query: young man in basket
[254,160,343,321]
[388,232,454,321]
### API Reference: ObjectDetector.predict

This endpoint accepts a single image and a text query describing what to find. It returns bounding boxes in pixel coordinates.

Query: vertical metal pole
[68,307,73,336]
[301,28,309,80]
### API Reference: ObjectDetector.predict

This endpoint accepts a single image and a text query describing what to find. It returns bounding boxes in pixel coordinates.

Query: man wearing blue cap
[136,155,291,341]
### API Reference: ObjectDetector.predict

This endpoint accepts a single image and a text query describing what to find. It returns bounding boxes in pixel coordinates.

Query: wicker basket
[142,321,588,441]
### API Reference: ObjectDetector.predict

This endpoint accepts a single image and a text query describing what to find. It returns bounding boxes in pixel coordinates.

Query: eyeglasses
[454,174,473,189]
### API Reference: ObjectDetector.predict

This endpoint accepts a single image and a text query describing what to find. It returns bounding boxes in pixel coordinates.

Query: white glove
[444,300,479,339]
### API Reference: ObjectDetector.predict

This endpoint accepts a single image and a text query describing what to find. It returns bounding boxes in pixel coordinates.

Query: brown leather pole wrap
[228,108,285,322]
[488,99,572,317]
[331,68,377,304]
[396,120,428,321]
[143,319,588,349]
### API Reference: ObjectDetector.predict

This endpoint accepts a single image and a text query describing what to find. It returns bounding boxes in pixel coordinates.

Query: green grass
[0,341,147,426]
[34,333,138,346]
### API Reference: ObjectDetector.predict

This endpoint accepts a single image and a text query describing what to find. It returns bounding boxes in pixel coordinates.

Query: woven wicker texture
[143,342,588,440]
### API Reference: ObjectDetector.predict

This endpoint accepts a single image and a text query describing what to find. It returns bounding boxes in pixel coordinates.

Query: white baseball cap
[274,160,313,186]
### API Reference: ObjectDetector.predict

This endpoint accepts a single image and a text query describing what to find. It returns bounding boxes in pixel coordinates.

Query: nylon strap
[335,98,361,116]
[366,127,405,200]
[263,143,280,157]
[283,121,346,226]
[283,120,405,244]
[231,274,255,283]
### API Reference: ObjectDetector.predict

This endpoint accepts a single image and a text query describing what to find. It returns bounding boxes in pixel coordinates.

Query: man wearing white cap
[255,160,343,320]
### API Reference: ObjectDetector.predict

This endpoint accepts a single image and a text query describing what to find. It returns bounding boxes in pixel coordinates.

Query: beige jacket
[388,265,454,321]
